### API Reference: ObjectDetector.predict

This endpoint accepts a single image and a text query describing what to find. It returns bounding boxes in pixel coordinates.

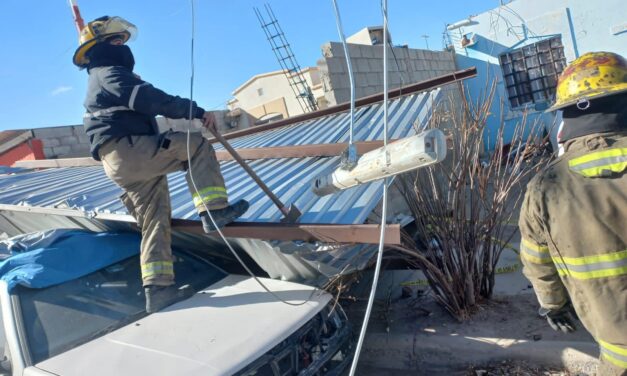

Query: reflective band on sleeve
[599,340,627,369]
[554,249,627,280]
[568,148,627,177]
[129,83,149,111]
[520,238,552,264]
[141,261,174,278]
[83,106,132,118]
[191,186,228,207]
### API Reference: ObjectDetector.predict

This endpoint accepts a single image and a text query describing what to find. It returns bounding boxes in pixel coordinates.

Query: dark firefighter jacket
[83,65,205,160]
[519,131,627,370]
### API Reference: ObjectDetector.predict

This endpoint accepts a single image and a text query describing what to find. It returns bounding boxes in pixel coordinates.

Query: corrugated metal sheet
[0,90,440,283]
[0,90,440,225]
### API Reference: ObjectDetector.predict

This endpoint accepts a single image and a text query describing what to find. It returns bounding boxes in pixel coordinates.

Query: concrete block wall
[318,42,458,106]
[32,125,91,159]
[31,110,234,160]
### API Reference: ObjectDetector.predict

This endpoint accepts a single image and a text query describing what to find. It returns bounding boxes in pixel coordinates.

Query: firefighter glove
[539,304,577,333]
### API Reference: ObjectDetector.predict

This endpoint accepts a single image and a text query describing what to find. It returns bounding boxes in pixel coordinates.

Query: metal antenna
[421,34,430,49]
[254,4,318,113]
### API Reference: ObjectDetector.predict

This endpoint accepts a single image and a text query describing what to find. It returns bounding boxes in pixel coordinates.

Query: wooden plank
[14,140,403,168]
[171,219,401,245]
[213,140,398,160]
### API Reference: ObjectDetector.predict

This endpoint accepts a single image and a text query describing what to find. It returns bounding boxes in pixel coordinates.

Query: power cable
[184,0,316,307]
[348,0,390,373]
[384,27,405,99]
[331,0,356,146]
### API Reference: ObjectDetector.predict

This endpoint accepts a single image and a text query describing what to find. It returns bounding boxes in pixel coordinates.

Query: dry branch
[396,82,552,320]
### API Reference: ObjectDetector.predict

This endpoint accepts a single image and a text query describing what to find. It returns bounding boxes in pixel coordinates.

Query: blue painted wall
[446,0,627,151]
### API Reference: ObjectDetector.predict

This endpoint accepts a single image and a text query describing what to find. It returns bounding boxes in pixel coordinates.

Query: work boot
[201,199,249,233]
[145,284,194,313]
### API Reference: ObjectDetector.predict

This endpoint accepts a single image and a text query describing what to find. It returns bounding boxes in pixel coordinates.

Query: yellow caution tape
[399,263,522,287]
[400,279,431,287]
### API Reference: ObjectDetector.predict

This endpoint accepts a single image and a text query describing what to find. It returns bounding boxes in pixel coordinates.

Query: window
[17,250,226,363]
[499,37,567,108]
[257,88,264,96]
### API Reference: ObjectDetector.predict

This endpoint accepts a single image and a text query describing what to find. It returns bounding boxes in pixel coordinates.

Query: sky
[0,0,498,131]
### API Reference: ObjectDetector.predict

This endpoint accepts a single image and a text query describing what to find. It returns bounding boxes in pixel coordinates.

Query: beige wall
[229,68,321,119]
[346,27,388,46]
[248,97,288,120]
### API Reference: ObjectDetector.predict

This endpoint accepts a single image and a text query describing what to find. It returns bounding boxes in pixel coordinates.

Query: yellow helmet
[548,51,627,111]
[73,16,137,68]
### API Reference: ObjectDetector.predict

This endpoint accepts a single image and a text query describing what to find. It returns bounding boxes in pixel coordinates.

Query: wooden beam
[208,67,477,143]
[214,140,398,160]
[172,219,401,245]
[14,139,403,168]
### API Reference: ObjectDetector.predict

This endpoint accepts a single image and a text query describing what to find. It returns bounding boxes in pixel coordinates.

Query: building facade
[227,26,458,126]
[447,0,627,150]
[227,68,324,125]
[0,130,45,166]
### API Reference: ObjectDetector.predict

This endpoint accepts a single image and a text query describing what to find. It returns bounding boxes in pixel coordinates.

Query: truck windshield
[16,250,227,364]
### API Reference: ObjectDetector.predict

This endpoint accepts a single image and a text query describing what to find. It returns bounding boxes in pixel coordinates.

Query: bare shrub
[393,82,552,320]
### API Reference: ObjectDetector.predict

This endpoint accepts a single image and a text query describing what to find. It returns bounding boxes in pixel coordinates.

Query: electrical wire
[348,0,390,374]
[184,0,316,307]
[382,0,389,150]
[330,0,356,146]
[383,22,406,100]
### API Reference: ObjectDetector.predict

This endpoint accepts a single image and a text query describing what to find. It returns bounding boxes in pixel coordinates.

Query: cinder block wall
[32,125,91,159]
[31,110,234,159]
[318,42,458,106]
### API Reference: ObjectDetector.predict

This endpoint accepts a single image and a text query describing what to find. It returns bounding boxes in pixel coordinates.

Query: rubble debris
[467,360,571,376]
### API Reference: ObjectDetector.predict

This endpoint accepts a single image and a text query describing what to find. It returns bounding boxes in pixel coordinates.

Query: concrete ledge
[361,332,597,374]
[346,291,598,375]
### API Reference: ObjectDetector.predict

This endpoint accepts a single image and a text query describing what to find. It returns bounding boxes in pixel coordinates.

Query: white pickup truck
[0,231,352,376]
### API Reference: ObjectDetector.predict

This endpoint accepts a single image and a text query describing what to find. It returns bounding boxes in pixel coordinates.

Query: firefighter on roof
[74,16,249,313]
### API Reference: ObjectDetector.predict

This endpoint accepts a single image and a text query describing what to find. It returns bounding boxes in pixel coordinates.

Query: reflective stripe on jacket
[519,132,627,370]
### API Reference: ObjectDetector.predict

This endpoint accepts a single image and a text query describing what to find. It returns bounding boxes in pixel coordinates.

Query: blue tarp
[0,229,140,292]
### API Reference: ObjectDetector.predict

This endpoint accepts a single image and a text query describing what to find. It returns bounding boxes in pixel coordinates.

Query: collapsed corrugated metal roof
[0,90,439,224]
[0,89,441,282]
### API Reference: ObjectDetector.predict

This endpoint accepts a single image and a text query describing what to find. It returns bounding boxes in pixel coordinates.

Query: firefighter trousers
[100,131,228,286]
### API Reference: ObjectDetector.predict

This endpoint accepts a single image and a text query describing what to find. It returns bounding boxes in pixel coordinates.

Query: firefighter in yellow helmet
[520,51,627,375]
[74,17,249,313]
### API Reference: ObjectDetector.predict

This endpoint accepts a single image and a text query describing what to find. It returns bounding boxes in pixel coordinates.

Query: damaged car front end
[237,305,352,376]
[0,230,353,376]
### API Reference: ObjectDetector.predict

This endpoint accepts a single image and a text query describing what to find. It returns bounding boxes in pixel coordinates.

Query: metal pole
[421,34,430,50]
[68,0,85,34]
[206,127,293,218]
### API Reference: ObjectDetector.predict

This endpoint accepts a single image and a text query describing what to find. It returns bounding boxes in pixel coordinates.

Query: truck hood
[35,275,331,376]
